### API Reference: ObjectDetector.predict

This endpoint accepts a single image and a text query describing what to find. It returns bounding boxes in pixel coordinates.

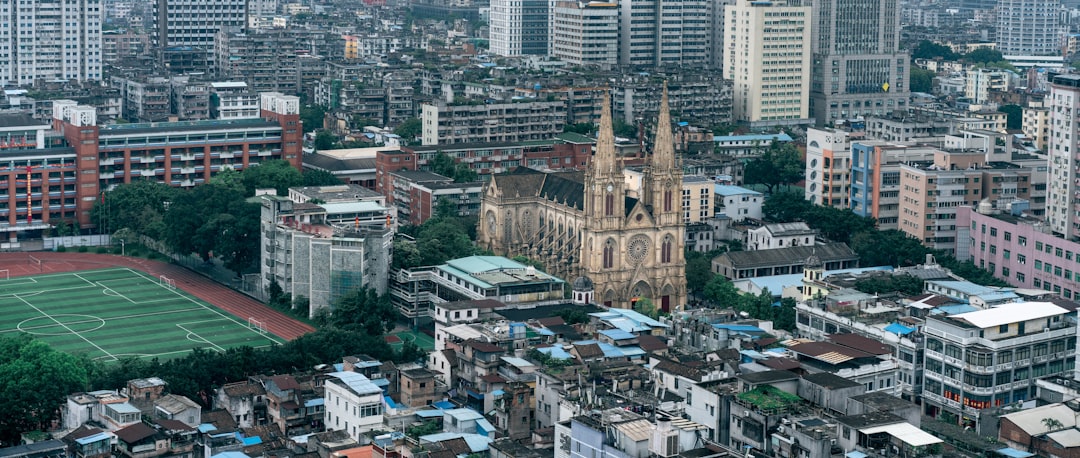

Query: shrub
[55,245,66,252]
[77,246,88,253]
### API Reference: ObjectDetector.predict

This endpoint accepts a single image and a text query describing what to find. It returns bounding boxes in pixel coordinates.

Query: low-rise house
[154,394,201,427]
[214,381,267,428]
[323,372,384,442]
[712,243,860,279]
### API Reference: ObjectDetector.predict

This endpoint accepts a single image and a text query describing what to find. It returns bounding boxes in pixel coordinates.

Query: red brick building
[0,92,302,240]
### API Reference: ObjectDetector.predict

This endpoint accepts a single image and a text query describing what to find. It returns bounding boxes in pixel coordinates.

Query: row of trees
[94,160,341,273]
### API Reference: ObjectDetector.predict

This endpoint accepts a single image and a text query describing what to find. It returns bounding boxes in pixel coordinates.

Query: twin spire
[592,81,676,177]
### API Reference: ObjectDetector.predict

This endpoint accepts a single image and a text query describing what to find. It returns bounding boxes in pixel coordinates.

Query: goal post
[247,317,268,334]
[27,255,41,271]
[158,275,176,290]
[0,269,9,280]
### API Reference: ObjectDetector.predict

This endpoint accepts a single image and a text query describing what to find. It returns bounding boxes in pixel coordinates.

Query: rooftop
[440,256,564,290]
[948,301,1067,329]
[100,118,278,135]
[736,385,802,411]
[327,371,382,397]
[715,184,763,196]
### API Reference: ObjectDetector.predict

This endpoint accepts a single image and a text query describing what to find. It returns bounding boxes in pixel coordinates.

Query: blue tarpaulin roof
[433,401,455,409]
[241,436,262,446]
[304,398,324,407]
[996,448,1035,458]
[74,433,112,445]
[598,329,636,340]
[885,323,916,335]
[417,410,444,418]
[846,452,867,458]
[198,424,217,433]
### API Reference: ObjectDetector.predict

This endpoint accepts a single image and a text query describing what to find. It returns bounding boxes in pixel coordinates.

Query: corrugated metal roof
[951,302,1066,328]
[328,371,382,396]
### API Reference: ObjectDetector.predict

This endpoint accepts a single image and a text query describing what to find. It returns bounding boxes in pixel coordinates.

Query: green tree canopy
[685,249,715,295]
[853,274,925,296]
[964,48,1004,65]
[763,191,876,243]
[314,130,337,150]
[564,123,596,135]
[302,169,343,186]
[632,298,660,319]
[910,40,959,61]
[430,153,478,182]
[92,180,178,239]
[743,143,803,194]
[300,105,326,133]
[0,335,88,443]
[910,67,936,93]
[393,118,422,144]
[328,287,396,336]
[242,159,304,196]
[999,104,1023,130]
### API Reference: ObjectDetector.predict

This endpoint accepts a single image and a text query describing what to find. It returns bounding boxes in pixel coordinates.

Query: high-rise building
[808,0,910,126]
[0,0,103,86]
[1047,75,1080,238]
[489,0,548,56]
[151,0,247,72]
[707,0,734,69]
[996,0,1064,57]
[724,0,812,126]
[617,0,708,67]
[548,1,618,69]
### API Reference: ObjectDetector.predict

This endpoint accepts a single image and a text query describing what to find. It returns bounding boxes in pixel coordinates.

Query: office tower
[996,0,1064,57]
[549,1,618,69]
[724,0,812,126]
[0,0,102,86]
[151,0,247,72]
[617,0,708,67]
[1047,75,1080,239]
[808,0,910,126]
[489,0,548,56]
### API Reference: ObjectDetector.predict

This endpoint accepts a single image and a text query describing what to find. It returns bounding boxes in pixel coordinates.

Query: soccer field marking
[175,323,227,352]
[13,294,118,362]
[0,307,206,334]
[124,268,284,345]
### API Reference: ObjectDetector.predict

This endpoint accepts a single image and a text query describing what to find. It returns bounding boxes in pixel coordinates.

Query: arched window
[661,236,672,264]
[663,189,673,213]
[603,239,615,268]
[605,193,614,216]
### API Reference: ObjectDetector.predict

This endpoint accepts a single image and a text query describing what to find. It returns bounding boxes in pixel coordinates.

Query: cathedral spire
[594,89,617,176]
[652,81,676,171]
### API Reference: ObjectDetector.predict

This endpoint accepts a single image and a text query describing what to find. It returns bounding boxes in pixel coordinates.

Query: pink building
[958,205,1080,300]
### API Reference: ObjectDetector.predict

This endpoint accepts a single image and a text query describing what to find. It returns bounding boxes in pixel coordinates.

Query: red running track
[0,252,315,340]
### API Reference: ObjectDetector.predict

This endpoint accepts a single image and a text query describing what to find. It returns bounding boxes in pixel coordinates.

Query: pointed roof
[652,81,675,171]
[592,90,618,177]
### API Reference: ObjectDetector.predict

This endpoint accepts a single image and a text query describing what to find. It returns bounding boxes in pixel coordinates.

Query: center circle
[17,314,106,336]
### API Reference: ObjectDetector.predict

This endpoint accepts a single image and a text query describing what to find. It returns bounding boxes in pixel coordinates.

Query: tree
[743,143,803,194]
[703,275,741,308]
[850,230,931,267]
[393,118,422,144]
[556,308,590,325]
[314,130,337,150]
[853,274,925,296]
[1043,417,1065,432]
[300,105,326,133]
[910,67,936,93]
[416,218,475,266]
[241,159,303,196]
[633,298,660,319]
[302,169,343,186]
[1000,104,1023,130]
[92,180,178,239]
[430,153,477,182]
[762,191,813,223]
[964,48,1005,65]
[0,335,88,443]
[910,40,959,61]
[329,287,396,336]
[209,168,245,194]
[613,119,637,138]
[685,250,714,295]
[564,123,596,135]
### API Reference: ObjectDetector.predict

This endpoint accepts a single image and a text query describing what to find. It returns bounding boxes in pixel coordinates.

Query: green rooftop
[737,386,802,412]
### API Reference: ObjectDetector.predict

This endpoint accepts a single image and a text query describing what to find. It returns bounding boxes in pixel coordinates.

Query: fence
[137,235,268,302]
[45,234,111,249]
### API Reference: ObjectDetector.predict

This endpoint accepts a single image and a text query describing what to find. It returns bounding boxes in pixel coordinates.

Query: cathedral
[477,85,687,311]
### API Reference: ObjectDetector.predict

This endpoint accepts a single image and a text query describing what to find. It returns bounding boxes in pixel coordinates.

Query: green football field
[0,268,283,361]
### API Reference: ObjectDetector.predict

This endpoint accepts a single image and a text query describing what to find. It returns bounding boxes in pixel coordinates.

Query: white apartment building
[1047,74,1080,239]
[714,185,763,221]
[996,0,1064,57]
[0,0,103,86]
[617,0,708,67]
[724,0,812,126]
[420,99,566,145]
[549,1,618,69]
[210,82,261,120]
[805,127,855,208]
[964,68,1009,105]
[324,372,384,441]
[489,0,547,56]
[1022,101,1050,151]
[922,302,1076,434]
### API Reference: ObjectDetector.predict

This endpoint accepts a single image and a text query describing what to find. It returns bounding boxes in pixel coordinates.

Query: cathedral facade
[477,86,687,311]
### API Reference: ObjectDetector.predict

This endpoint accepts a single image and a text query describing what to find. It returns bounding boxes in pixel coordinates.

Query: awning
[846,452,867,458]
[859,423,943,447]
[885,323,916,335]
[995,448,1035,458]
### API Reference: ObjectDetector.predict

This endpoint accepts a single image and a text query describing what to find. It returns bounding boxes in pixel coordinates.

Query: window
[1019,236,1027,246]
[664,189,673,212]
[1037,241,1044,251]
[990,227,998,237]
[1004,250,1011,260]
[605,193,614,216]
[661,237,672,263]
[603,240,614,269]
[1004,231,1012,241]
